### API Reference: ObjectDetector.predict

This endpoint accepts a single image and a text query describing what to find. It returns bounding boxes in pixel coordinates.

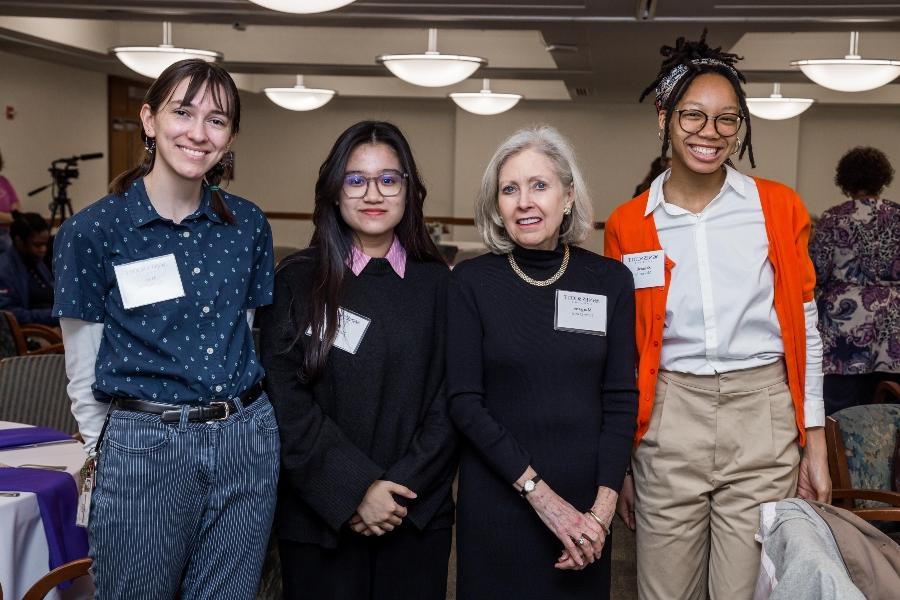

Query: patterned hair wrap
[655,58,740,108]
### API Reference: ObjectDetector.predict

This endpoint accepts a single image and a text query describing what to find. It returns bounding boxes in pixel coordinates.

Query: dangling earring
[657,129,664,142]
[731,137,742,155]
[144,137,156,154]
[218,150,234,170]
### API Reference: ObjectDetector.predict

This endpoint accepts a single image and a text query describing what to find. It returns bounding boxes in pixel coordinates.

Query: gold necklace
[507,244,570,287]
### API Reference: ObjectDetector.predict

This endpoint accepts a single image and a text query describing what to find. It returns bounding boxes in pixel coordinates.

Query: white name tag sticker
[622,250,665,289]
[555,290,607,336]
[113,254,185,310]
[306,307,371,355]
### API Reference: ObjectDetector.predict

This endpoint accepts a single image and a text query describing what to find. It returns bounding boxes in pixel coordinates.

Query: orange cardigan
[604,177,816,446]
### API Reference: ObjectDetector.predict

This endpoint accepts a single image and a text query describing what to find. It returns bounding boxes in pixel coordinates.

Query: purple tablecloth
[0,427,71,449]
[0,467,89,587]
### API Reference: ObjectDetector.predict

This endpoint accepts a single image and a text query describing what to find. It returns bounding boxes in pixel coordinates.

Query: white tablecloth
[0,421,93,599]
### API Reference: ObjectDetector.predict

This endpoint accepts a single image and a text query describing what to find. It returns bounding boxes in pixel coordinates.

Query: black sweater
[258,248,457,548]
[447,244,637,501]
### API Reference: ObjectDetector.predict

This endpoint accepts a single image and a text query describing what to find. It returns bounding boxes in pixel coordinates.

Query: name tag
[113,254,185,310]
[555,290,606,335]
[306,307,371,355]
[622,250,665,289]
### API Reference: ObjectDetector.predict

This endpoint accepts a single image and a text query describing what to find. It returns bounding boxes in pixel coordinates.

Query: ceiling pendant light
[377,28,486,88]
[247,0,356,13]
[264,76,336,111]
[112,22,222,79]
[450,79,522,115]
[745,84,814,120]
[790,31,900,92]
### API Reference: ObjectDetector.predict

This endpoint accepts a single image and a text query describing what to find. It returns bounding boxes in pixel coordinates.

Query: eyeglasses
[672,109,743,137]
[342,170,408,198]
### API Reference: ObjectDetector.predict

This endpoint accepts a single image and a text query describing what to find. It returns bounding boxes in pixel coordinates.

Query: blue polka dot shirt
[52,178,274,404]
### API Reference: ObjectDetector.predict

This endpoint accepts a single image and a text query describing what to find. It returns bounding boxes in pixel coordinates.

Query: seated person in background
[0,212,57,326]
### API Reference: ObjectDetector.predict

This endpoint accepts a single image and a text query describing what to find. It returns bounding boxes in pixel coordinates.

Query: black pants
[824,372,900,415]
[280,525,451,600]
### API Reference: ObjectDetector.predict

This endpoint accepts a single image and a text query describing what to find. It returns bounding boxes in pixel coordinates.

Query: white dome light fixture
[746,84,814,120]
[790,31,900,92]
[450,79,522,115]
[264,76,336,111]
[377,28,486,88]
[112,22,222,79]
[247,0,356,13]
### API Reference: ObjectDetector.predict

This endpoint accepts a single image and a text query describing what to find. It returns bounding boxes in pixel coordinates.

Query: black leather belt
[111,380,265,424]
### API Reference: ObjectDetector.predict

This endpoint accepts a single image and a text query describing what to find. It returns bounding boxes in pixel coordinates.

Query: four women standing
[53,32,844,599]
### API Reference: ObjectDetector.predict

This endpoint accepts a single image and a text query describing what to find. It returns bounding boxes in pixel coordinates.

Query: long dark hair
[109,58,240,224]
[640,30,756,169]
[296,120,444,382]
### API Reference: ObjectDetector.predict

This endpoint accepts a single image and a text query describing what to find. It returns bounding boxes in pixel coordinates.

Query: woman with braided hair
[604,31,831,599]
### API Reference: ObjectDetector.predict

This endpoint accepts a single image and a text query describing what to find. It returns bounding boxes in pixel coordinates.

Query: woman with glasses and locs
[604,32,831,599]
[53,59,278,597]
[259,121,457,600]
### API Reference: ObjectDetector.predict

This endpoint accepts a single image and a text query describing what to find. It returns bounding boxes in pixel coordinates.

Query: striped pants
[88,395,280,599]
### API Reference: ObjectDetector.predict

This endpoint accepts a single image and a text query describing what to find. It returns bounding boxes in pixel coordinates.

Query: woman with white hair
[447,125,638,598]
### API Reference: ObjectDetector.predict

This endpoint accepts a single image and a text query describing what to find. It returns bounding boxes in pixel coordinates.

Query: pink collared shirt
[347,237,407,278]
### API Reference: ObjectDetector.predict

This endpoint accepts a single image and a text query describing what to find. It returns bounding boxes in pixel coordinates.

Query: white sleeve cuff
[802,300,825,428]
[60,318,109,451]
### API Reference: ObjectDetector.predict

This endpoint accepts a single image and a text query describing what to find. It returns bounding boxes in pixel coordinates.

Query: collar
[347,236,407,278]
[644,165,747,217]
[127,178,223,228]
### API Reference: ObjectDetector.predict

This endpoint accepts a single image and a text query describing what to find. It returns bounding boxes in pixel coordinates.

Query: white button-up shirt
[646,166,824,426]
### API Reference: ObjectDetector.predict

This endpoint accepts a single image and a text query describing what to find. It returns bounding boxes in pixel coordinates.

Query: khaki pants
[633,361,800,600]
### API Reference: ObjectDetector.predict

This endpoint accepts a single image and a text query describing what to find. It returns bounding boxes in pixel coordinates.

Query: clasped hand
[527,485,607,571]
[348,480,417,537]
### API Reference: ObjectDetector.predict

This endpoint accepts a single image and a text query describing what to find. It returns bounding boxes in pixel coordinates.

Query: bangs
[178,71,233,118]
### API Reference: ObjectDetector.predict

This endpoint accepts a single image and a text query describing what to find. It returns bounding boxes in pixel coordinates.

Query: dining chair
[825,400,900,523]
[0,354,76,433]
[0,311,63,357]
[21,558,92,600]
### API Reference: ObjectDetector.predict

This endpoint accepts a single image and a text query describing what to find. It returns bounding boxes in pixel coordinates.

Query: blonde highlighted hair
[475,125,593,254]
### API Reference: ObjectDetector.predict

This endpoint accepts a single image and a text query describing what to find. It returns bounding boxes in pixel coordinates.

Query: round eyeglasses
[342,170,408,198]
[672,109,743,137]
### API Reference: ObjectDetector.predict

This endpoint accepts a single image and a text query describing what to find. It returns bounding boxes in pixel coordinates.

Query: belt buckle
[209,401,231,421]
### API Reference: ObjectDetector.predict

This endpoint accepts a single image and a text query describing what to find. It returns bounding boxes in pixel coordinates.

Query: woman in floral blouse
[809,146,900,415]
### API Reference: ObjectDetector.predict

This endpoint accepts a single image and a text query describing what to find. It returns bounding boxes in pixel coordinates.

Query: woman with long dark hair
[0,212,55,325]
[53,59,278,597]
[605,31,831,599]
[259,120,456,600]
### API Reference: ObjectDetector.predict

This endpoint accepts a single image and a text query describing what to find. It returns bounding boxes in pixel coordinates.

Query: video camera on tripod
[28,152,103,224]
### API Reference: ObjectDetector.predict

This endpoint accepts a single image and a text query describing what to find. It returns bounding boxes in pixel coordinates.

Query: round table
[0,421,93,599]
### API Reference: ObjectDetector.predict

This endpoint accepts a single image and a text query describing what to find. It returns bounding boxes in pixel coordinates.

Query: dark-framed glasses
[342,169,408,198]
[673,109,743,137]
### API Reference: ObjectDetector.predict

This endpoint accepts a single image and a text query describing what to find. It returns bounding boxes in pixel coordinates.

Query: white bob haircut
[475,125,594,254]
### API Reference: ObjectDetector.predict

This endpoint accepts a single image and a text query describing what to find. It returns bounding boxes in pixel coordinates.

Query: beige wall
[797,104,900,216]
[3,52,897,249]
[0,51,108,217]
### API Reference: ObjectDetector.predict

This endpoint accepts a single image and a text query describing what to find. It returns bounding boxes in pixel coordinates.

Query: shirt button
[193,267,201,275]
[182,231,190,238]
[653,341,659,347]
[655,314,662,320]
[206,347,214,355]
[650,368,656,375]
[215,385,223,393]
[202,306,211,314]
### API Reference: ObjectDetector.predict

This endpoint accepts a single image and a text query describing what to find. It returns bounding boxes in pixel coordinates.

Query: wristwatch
[520,475,542,498]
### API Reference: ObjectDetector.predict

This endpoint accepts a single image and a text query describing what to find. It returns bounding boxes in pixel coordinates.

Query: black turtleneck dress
[447,244,638,599]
